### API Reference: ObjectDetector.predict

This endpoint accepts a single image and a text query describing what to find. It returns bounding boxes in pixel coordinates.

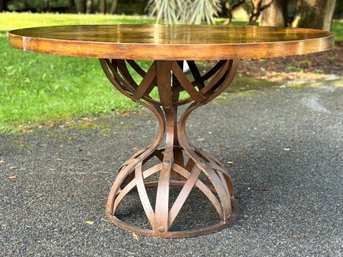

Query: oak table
[9,24,334,238]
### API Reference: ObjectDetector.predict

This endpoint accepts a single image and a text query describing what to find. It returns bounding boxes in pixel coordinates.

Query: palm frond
[147,0,222,25]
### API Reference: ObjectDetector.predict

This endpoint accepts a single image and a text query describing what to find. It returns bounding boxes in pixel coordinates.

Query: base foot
[106,146,239,238]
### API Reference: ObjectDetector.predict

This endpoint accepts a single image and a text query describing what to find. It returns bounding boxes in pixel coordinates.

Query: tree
[292,0,336,30]
[69,0,75,12]
[260,0,287,27]
[74,0,86,13]
[223,0,276,25]
[99,0,106,14]
[86,0,94,13]
[23,0,29,9]
[109,0,119,14]
[0,0,8,12]
[248,0,275,24]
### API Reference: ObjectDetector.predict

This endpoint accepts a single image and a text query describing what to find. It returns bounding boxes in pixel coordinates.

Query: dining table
[9,24,334,238]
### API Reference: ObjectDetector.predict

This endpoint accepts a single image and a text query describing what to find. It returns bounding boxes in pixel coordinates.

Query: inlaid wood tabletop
[9,24,334,60]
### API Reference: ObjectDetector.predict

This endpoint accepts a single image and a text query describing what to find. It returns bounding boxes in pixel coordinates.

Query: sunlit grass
[0,41,148,133]
[0,13,156,133]
[0,12,154,31]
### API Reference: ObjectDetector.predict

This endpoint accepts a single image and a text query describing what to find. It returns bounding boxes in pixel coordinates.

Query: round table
[9,24,334,238]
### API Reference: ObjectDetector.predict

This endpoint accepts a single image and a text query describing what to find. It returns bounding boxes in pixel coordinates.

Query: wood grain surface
[9,24,334,60]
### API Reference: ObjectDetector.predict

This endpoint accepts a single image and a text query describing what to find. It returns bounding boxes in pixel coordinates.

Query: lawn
[0,13,155,133]
[332,20,343,41]
[0,13,342,133]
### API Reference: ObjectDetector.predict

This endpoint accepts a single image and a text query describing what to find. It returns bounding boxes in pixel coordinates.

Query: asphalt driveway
[1,79,342,257]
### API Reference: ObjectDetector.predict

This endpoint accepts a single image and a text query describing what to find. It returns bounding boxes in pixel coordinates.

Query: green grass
[0,13,342,133]
[0,12,154,31]
[332,19,343,41]
[0,13,155,133]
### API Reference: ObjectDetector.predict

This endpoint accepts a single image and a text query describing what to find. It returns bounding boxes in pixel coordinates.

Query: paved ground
[1,80,342,257]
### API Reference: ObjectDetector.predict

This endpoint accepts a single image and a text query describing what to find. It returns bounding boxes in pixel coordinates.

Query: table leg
[100,58,239,238]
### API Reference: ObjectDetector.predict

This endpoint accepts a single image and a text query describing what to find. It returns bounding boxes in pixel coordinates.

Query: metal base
[100,59,239,238]
[107,189,239,238]
[105,146,239,238]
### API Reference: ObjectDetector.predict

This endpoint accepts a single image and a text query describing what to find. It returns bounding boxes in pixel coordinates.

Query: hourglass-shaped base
[100,58,239,238]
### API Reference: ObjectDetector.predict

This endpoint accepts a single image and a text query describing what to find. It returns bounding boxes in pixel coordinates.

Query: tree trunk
[23,0,29,9]
[249,0,276,25]
[261,0,287,27]
[69,0,75,12]
[109,0,118,14]
[44,0,51,11]
[249,0,263,24]
[0,0,7,12]
[292,0,337,30]
[99,0,106,14]
[74,0,86,13]
[86,0,93,13]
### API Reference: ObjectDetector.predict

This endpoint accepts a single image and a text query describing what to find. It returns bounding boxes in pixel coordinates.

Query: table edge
[8,28,335,60]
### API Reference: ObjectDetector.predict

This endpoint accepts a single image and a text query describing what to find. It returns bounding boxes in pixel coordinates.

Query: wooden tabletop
[9,24,334,60]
